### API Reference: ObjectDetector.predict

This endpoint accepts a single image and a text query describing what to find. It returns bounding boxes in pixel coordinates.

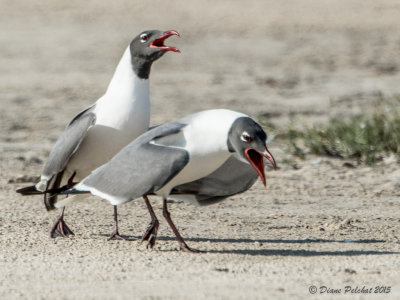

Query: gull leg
[50,207,74,238]
[141,195,159,249]
[108,205,126,240]
[49,172,76,238]
[162,198,200,253]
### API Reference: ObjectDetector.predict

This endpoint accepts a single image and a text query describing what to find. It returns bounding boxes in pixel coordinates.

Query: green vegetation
[286,111,400,165]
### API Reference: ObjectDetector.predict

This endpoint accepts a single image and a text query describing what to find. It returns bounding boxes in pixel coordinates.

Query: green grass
[286,111,400,165]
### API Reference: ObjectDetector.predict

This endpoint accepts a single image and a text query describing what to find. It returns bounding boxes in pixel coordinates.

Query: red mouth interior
[150,31,180,53]
[244,148,266,187]
[151,38,166,47]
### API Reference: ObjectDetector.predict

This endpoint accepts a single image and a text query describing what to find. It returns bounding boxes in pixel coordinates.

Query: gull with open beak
[60,109,277,252]
[16,29,180,239]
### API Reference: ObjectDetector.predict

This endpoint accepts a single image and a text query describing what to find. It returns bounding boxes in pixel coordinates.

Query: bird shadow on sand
[205,249,400,256]
[169,237,387,244]
[158,237,398,256]
[96,234,398,256]
[97,234,387,245]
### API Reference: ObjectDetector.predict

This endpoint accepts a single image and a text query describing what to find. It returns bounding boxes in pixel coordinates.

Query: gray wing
[68,104,95,126]
[171,155,258,205]
[78,122,189,204]
[42,112,96,179]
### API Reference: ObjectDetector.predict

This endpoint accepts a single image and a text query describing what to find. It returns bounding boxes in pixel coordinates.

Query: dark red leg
[141,195,160,249]
[49,172,76,238]
[108,205,126,240]
[50,207,74,238]
[162,198,201,253]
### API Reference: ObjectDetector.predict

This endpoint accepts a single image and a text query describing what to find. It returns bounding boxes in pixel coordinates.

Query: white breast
[65,47,150,180]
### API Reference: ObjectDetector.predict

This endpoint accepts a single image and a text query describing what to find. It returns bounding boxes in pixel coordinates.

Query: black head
[130,29,180,79]
[228,117,277,187]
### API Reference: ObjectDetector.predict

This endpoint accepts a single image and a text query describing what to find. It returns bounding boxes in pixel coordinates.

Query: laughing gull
[16,29,180,239]
[59,109,277,252]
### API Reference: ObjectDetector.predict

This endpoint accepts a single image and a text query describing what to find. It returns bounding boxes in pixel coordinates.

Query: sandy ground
[1,1,400,299]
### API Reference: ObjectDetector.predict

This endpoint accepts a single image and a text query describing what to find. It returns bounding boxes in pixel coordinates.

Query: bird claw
[179,242,204,253]
[50,215,74,238]
[141,219,159,249]
[108,230,127,241]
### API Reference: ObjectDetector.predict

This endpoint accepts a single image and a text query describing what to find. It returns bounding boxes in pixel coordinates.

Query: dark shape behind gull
[170,155,259,205]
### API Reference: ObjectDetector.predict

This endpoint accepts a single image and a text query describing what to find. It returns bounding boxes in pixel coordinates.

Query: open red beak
[244,147,277,188]
[150,30,181,53]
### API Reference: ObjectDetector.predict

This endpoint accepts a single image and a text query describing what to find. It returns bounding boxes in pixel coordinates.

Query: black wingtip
[16,185,42,195]
[44,193,56,211]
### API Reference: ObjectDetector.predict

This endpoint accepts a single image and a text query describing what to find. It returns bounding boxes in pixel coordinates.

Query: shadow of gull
[94,234,399,256]
[107,235,386,244]
[205,249,400,256]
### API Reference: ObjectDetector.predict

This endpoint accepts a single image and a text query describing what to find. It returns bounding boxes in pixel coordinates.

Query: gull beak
[244,147,277,187]
[150,30,181,53]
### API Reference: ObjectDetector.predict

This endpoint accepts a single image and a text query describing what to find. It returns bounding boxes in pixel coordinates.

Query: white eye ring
[241,132,252,142]
[140,34,149,43]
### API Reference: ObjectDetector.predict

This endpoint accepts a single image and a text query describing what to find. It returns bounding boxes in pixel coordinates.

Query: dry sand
[1,1,400,299]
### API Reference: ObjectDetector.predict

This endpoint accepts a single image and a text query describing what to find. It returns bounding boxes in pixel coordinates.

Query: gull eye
[241,132,253,143]
[140,33,149,43]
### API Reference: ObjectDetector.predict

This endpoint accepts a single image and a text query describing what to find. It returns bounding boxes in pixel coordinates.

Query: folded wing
[70,122,189,205]
[170,155,258,205]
